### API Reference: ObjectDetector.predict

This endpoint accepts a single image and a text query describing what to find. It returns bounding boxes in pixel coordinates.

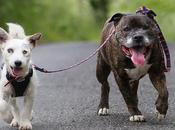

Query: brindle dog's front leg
[149,71,168,121]
[113,71,145,122]
[96,54,111,116]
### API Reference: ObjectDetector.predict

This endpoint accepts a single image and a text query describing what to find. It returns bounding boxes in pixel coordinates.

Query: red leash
[4,77,19,87]
[33,7,171,74]
[33,29,115,73]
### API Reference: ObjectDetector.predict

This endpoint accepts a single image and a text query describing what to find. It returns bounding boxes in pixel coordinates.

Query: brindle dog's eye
[123,26,130,31]
[7,48,14,54]
[23,50,28,54]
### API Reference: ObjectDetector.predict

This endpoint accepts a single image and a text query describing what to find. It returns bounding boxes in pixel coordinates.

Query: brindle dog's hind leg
[113,72,145,122]
[149,71,168,121]
[96,54,111,116]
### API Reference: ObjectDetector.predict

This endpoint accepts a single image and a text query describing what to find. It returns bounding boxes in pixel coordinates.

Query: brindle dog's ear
[108,13,124,26]
[147,10,156,19]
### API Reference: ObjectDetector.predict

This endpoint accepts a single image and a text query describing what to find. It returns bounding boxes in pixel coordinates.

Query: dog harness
[6,67,33,97]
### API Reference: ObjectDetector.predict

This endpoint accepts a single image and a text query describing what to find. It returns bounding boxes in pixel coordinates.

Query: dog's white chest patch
[125,64,151,80]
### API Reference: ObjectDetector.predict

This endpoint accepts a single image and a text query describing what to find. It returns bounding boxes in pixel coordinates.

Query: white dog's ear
[0,28,9,43]
[27,33,42,48]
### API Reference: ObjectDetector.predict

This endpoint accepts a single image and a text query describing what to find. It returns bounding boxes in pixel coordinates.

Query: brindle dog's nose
[133,35,144,43]
[15,60,22,67]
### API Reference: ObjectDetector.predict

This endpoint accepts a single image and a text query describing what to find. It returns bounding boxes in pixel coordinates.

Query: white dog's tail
[7,23,26,39]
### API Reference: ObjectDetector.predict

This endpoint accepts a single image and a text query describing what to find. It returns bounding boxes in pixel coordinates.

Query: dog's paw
[155,110,165,121]
[129,115,146,122]
[19,121,32,130]
[10,118,19,127]
[97,108,109,116]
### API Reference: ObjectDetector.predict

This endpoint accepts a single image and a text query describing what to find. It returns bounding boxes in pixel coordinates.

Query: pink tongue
[13,69,22,76]
[131,50,145,66]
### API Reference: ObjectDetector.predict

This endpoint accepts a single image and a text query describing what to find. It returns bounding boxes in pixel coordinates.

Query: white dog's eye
[7,48,14,54]
[23,50,28,54]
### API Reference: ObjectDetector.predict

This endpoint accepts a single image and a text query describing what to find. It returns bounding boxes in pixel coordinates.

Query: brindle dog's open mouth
[122,45,152,66]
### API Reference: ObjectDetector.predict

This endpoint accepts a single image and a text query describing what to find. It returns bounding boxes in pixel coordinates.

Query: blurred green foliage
[0,0,99,42]
[0,0,174,43]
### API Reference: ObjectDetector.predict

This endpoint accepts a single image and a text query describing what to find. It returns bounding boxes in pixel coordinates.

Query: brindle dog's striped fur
[96,13,168,122]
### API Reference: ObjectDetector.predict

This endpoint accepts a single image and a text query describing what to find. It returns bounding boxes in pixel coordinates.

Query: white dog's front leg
[0,93,13,123]
[10,98,20,127]
[19,93,34,130]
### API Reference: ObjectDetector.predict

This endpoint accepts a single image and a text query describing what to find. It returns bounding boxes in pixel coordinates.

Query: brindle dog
[96,12,168,122]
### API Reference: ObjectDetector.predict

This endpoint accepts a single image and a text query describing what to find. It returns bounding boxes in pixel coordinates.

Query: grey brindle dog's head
[108,12,158,66]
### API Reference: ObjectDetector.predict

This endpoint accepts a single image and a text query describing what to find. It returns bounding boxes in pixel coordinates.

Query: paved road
[0,43,175,130]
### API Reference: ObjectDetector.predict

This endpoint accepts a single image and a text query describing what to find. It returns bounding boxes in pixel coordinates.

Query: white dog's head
[0,23,41,77]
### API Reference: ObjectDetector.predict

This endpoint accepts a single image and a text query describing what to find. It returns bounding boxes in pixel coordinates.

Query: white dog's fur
[0,23,41,130]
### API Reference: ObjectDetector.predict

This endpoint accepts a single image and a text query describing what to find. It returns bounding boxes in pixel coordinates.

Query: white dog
[0,23,41,130]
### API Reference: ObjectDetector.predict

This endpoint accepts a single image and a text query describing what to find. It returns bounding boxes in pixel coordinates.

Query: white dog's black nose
[15,60,22,67]
[133,35,144,43]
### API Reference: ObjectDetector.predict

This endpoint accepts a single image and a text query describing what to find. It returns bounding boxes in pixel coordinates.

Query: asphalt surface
[0,42,175,130]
